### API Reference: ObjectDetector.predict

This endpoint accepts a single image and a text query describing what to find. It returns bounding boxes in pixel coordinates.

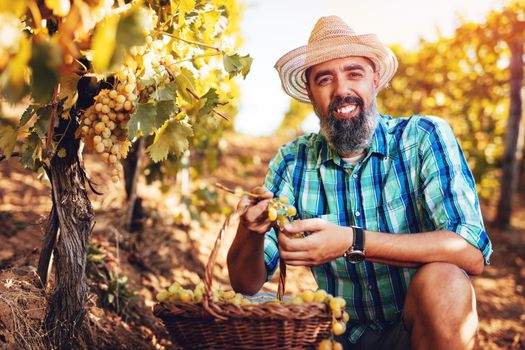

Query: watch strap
[351,226,364,251]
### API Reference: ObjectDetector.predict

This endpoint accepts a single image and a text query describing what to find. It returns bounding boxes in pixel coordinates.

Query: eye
[316,76,332,86]
[349,72,363,79]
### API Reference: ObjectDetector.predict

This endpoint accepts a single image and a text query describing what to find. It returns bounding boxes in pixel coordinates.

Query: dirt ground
[0,132,524,349]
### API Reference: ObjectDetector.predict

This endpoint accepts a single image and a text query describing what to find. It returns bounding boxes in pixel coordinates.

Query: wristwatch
[343,226,366,263]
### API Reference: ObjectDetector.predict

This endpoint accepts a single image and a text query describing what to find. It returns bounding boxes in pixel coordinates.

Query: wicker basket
[154,210,333,349]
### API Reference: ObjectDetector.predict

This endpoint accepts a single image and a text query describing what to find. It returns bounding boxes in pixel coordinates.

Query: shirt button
[352,174,358,178]
[368,284,373,290]
[355,211,361,217]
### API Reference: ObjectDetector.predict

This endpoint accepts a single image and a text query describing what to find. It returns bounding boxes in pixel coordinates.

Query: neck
[340,149,366,159]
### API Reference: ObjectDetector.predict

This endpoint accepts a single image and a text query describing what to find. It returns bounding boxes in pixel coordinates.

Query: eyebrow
[313,64,368,83]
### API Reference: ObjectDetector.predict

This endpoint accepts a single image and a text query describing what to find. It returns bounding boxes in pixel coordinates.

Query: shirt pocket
[376,192,420,233]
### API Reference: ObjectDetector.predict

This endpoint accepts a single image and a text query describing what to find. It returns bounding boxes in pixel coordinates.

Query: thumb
[285,218,326,233]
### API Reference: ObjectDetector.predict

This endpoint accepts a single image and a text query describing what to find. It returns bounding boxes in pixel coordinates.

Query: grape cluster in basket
[156,283,348,349]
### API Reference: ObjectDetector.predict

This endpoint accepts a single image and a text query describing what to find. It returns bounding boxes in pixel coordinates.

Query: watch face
[345,250,365,263]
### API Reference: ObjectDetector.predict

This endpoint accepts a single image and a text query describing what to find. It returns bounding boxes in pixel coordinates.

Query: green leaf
[20,132,42,170]
[147,116,193,163]
[223,54,253,79]
[115,6,148,49]
[157,81,178,101]
[33,106,53,138]
[156,100,177,125]
[199,88,219,116]
[127,102,156,139]
[0,125,17,158]
[173,67,196,103]
[19,105,38,128]
[29,41,61,103]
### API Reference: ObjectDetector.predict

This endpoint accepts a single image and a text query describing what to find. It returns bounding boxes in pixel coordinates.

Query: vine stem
[46,84,61,154]
[185,88,230,121]
[214,182,261,199]
[155,31,224,52]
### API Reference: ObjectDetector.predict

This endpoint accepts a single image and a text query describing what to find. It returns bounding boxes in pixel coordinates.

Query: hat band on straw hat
[274,16,398,103]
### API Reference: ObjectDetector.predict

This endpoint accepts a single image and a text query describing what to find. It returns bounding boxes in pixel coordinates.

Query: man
[227,16,492,350]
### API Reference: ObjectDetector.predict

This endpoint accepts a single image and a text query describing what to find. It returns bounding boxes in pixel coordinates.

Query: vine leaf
[147,116,193,162]
[58,73,81,110]
[157,81,178,101]
[19,104,39,128]
[20,132,42,170]
[92,5,147,73]
[173,67,196,103]
[177,0,196,27]
[223,54,253,79]
[127,102,156,139]
[156,100,177,125]
[29,41,61,103]
[33,106,54,138]
[0,125,17,159]
[199,88,219,116]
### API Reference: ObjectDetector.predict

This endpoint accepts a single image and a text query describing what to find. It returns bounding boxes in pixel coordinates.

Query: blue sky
[233,0,503,136]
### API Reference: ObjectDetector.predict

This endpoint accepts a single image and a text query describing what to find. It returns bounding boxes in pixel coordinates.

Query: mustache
[328,95,364,115]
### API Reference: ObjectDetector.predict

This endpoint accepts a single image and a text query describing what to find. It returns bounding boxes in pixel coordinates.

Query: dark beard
[317,95,378,155]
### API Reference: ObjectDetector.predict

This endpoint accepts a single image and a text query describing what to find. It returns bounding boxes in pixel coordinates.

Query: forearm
[227,225,268,295]
[365,229,485,275]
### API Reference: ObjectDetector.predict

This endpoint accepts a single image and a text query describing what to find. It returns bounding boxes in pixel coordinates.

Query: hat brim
[275,35,398,103]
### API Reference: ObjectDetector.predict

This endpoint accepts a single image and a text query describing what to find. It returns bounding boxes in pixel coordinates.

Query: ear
[373,71,380,89]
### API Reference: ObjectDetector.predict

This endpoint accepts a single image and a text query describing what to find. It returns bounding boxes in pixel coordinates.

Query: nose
[332,76,352,100]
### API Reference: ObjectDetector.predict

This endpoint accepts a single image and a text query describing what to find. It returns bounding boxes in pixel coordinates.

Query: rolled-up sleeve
[418,117,493,264]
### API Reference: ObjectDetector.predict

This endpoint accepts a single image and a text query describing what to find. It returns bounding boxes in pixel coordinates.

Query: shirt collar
[315,114,390,168]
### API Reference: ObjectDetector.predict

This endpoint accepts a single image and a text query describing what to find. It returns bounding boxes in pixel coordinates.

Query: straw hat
[274,15,398,103]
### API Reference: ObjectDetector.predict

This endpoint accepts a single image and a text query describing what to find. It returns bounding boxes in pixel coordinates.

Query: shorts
[335,319,411,350]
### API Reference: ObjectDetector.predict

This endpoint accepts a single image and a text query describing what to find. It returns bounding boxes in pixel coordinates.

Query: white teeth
[336,105,357,114]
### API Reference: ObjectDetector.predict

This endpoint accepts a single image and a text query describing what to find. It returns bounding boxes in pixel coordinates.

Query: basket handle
[202,206,287,319]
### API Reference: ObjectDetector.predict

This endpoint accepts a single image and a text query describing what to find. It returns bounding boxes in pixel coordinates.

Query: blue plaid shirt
[263,114,492,342]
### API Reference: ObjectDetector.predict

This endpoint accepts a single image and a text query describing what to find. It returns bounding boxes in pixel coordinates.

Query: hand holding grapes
[237,186,274,234]
[278,218,354,266]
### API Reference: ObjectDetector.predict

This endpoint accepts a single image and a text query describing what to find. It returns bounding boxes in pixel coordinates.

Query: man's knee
[404,262,478,342]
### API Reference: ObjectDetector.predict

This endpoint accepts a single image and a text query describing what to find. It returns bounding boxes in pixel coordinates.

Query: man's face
[306,56,380,156]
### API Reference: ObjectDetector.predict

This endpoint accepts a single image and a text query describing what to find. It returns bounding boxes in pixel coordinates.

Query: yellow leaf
[92,15,119,73]
[202,11,221,39]
[177,0,195,27]
[1,36,31,102]
[0,1,26,16]
[0,125,18,159]
[58,73,80,110]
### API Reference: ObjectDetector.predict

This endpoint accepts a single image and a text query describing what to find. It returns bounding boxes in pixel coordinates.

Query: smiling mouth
[333,104,358,119]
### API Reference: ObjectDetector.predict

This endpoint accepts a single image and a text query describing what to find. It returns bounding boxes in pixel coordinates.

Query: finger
[243,198,272,223]
[284,218,326,233]
[283,259,312,267]
[251,186,274,199]
[279,249,311,261]
[277,231,311,251]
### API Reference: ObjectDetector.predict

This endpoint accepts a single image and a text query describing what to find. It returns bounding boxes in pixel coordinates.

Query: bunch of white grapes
[156,282,349,349]
[267,196,300,234]
[78,66,137,182]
